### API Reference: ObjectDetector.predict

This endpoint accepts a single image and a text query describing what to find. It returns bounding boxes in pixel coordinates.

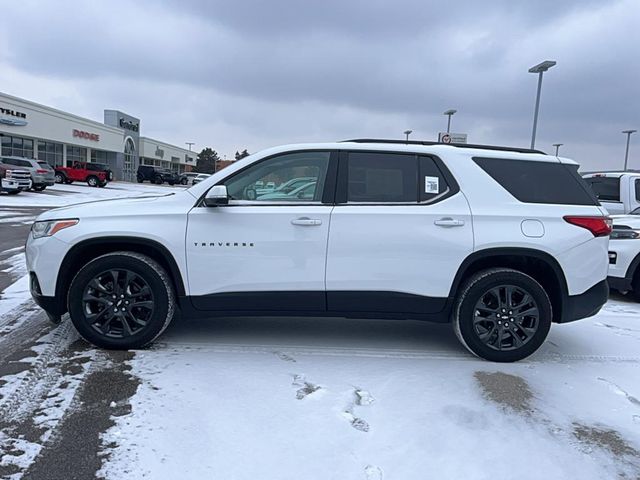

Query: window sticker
[425,176,439,194]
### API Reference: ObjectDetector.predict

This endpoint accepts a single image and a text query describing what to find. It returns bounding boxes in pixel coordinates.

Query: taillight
[563,216,612,237]
[36,169,48,174]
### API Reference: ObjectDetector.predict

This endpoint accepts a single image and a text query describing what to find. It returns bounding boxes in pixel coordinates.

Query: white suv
[26,140,611,362]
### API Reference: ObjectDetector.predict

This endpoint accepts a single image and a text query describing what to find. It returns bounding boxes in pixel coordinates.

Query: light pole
[185,142,195,151]
[443,109,457,133]
[552,143,563,156]
[623,130,637,170]
[528,60,556,149]
[404,130,413,142]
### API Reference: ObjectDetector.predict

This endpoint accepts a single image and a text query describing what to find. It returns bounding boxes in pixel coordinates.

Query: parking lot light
[528,60,556,149]
[443,109,457,133]
[623,130,637,170]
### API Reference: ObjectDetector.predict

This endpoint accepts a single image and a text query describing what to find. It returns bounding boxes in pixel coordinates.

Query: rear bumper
[559,279,608,323]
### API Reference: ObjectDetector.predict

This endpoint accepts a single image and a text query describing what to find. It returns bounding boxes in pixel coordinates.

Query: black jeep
[136,165,180,185]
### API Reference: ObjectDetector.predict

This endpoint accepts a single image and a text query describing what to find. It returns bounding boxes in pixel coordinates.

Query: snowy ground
[0,184,639,479]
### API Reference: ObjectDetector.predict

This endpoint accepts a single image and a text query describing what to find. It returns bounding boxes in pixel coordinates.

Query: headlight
[31,219,79,239]
[610,228,640,240]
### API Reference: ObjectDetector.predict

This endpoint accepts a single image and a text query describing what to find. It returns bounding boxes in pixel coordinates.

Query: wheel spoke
[89,278,110,294]
[110,270,121,294]
[86,307,112,323]
[120,314,134,336]
[131,300,153,309]
[129,286,150,299]
[83,293,111,305]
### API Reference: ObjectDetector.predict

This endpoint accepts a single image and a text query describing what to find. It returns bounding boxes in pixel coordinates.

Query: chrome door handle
[434,217,465,227]
[291,217,322,226]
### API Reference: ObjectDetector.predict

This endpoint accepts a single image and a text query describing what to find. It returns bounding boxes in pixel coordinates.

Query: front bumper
[30,272,66,316]
[559,279,609,323]
[2,178,31,190]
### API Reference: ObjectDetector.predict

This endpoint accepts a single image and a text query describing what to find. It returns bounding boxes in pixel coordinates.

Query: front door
[325,151,473,314]
[186,150,336,312]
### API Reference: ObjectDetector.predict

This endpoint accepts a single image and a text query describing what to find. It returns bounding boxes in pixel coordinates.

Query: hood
[36,189,197,221]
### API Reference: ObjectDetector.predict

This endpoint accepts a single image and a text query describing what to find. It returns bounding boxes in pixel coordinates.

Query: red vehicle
[54,161,113,188]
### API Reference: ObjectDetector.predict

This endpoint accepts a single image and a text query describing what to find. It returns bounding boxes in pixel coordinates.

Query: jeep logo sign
[73,129,100,141]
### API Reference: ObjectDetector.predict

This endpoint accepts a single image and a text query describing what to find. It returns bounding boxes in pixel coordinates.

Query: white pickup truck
[582,172,640,215]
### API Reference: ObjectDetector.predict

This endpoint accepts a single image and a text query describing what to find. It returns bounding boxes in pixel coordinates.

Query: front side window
[223,151,330,202]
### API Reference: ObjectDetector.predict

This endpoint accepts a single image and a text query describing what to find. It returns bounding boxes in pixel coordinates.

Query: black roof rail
[340,139,546,155]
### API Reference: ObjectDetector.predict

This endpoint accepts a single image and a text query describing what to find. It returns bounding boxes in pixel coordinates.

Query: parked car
[254,176,316,197]
[582,172,640,214]
[55,161,111,187]
[257,181,316,200]
[606,214,640,299]
[137,165,180,185]
[179,172,200,185]
[27,139,610,362]
[191,173,211,185]
[0,164,31,194]
[0,156,55,191]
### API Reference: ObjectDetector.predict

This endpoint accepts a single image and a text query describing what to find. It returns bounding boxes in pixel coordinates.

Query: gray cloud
[0,0,638,169]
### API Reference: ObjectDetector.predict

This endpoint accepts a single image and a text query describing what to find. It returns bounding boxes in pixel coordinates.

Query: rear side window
[583,176,620,202]
[347,152,417,202]
[473,157,598,206]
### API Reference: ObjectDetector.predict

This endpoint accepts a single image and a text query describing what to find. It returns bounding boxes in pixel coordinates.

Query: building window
[1,135,34,158]
[38,141,64,167]
[91,149,109,163]
[67,146,87,164]
[124,138,136,180]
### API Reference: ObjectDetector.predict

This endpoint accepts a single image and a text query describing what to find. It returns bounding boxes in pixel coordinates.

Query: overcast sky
[0,0,638,169]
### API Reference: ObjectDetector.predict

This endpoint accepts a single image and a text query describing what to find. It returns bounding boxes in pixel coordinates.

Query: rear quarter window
[473,157,598,206]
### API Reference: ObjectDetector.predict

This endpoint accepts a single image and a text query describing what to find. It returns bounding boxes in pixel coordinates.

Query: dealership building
[0,91,196,182]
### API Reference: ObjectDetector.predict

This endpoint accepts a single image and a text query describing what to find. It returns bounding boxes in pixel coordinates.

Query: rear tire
[68,252,175,349]
[55,173,65,184]
[154,176,163,185]
[137,177,144,183]
[33,185,46,192]
[453,268,552,362]
[6,190,20,195]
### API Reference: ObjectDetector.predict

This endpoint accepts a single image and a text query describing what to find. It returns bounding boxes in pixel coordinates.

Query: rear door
[325,151,473,314]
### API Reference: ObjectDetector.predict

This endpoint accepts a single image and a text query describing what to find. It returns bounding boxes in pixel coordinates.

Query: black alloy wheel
[453,268,552,362]
[472,285,540,351]
[68,252,175,349]
[82,269,154,339]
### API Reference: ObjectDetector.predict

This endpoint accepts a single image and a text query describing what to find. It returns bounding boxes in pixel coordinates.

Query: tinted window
[635,179,640,202]
[347,152,417,203]
[474,157,598,206]
[583,176,620,202]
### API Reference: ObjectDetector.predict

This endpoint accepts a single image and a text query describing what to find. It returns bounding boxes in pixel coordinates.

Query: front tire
[68,252,175,349]
[87,176,98,187]
[453,268,552,362]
